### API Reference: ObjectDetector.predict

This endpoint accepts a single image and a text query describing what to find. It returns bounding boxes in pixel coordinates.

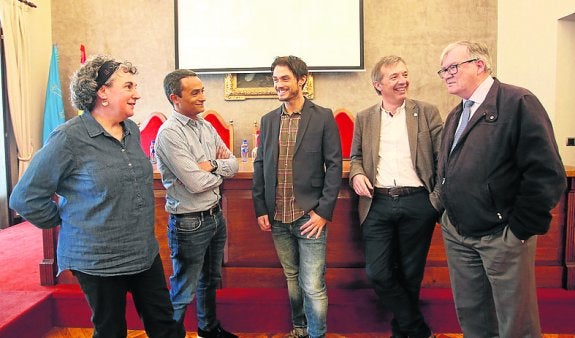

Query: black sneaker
[197,324,238,338]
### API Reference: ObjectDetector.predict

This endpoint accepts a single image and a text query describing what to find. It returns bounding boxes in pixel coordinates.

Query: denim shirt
[9,113,158,276]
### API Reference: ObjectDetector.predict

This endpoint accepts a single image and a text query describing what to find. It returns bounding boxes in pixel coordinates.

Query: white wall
[556,15,575,166]
[498,0,575,165]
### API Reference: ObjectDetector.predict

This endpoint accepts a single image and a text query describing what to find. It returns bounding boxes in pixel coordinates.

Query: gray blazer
[253,99,343,221]
[349,98,443,224]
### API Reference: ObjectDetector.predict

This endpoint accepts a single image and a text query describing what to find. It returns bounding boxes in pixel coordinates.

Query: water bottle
[149,140,157,164]
[240,139,249,162]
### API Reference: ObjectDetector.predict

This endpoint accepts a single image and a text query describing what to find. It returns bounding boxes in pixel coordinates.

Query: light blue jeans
[271,214,328,338]
[167,211,227,331]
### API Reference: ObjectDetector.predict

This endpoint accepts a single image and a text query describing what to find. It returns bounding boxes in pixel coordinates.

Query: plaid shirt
[274,108,305,223]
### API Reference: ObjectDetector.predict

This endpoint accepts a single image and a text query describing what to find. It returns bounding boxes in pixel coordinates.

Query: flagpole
[78,44,87,115]
[41,44,65,146]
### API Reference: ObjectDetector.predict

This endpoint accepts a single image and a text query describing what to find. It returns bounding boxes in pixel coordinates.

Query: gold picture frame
[224,73,314,100]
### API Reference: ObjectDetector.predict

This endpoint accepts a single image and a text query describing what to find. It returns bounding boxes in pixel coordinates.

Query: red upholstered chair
[139,112,167,157]
[334,109,355,159]
[203,110,234,150]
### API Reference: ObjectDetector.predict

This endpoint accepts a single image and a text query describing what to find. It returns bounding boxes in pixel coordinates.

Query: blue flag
[42,45,65,145]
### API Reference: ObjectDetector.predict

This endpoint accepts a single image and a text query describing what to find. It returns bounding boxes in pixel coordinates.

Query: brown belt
[374,186,426,197]
[175,204,221,218]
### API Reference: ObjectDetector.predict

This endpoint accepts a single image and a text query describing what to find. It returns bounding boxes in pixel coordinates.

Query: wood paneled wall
[43,163,575,290]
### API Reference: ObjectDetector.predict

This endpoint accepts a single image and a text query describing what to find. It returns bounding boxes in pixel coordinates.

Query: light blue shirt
[10,112,158,276]
[155,111,238,214]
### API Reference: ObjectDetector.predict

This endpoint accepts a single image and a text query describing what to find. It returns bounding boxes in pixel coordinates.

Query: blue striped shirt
[155,111,238,214]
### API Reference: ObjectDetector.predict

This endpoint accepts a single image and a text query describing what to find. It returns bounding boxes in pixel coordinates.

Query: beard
[277,86,300,102]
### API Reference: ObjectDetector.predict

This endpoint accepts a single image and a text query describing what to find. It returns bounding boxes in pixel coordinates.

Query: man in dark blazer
[252,56,342,338]
[437,41,566,337]
[349,55,442,338]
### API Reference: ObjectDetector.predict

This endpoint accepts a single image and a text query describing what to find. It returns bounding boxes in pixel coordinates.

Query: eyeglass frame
[437,58,479,78]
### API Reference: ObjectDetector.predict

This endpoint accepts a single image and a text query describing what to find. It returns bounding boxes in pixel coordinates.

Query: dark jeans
[362,190,438,338]
[167,210,227,332]
[72,254,183,338]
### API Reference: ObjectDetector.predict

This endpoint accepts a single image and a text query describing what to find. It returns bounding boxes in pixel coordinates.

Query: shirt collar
[380,100,406,118]
[468,76,494,107]
[81,112,129,138]
[172,109,206,127]
[281,104,302,116]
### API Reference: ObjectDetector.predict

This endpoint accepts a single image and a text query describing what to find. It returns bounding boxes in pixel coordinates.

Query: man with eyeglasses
[436,40,566,337]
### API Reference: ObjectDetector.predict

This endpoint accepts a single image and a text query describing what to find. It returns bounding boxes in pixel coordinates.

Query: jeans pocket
[503,224,523,246]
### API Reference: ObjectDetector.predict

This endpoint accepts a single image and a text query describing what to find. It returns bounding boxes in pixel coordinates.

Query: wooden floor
[41,329,392,338]
[41,327,575,338]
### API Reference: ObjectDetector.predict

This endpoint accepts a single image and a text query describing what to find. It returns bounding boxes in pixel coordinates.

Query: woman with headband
[10,55,184,338]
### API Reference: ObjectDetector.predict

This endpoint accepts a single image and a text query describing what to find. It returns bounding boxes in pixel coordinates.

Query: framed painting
[224,73,314,100]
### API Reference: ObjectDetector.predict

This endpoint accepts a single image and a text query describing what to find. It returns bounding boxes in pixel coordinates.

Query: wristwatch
[210,160,218,172]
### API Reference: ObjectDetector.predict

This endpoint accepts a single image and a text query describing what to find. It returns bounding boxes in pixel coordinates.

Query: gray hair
[69,55,137,112]
[371,55,406,95]
[163,69,199,106]
[440,41,492,74]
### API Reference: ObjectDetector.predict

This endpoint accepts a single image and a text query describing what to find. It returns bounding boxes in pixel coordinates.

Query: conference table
[40,161,575,291]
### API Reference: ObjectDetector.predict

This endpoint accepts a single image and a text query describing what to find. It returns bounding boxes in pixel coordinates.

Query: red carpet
[1,221,575,337]
[0,222,44,292]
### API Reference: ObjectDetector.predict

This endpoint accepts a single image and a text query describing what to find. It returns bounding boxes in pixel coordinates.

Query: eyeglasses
[437,58,479,78]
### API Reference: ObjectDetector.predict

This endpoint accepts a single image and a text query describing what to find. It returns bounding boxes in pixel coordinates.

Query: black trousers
[362,190,438,338]
[72,254,184,338]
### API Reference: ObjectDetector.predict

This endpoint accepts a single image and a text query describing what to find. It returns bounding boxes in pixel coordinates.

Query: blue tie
[451,100,474,152]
